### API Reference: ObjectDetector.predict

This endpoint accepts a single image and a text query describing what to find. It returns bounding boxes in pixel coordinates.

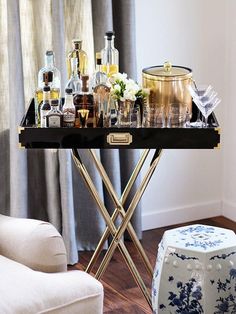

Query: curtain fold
[0,0,141,265]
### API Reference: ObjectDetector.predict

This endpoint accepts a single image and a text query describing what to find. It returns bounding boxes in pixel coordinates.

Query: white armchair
[0,214,103,314]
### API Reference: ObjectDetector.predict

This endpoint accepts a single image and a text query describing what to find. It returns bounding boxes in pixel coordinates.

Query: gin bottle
[101,31,119,77]
[67,39,88,78]
[38,50,61,96]
[46,99,63,128]
[62,88,75,127]
[65,58,82,94]
[92,52,107,88]
[40,86,51,128]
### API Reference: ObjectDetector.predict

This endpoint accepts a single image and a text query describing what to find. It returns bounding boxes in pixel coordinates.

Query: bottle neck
[65,94,74,106]
[74,42,82,51]
[105,37,115,49]
[71,58,78,78]
[43,91,50,102]
[45,54,54,68]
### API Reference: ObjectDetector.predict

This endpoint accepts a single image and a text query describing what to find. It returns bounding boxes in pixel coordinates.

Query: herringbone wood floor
[69,216,236,313]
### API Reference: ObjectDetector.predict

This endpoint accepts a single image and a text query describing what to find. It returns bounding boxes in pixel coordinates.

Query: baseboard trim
[222,200,236,222]
[142,201,222,231]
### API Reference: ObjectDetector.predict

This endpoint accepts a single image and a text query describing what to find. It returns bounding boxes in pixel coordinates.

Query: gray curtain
[0,0,141,265]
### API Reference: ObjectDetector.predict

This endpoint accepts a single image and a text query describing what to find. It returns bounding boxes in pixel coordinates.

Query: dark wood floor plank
[69,216,236,313]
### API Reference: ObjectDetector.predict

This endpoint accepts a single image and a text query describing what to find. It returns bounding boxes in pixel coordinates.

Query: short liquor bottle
[46,99,63,128]
[101,31,119,77]
[73,75,95,128]
[92,52,108,88]
[67,39,88,78]
[62,88,75,127]
[40,86,51,128]
[65,58,82,94]
[38,50,61,96]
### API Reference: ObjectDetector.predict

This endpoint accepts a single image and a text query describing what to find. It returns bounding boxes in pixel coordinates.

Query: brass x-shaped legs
[71,148,162,308]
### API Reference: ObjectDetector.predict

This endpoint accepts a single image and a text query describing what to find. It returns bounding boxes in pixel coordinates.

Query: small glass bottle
[62,88,76,127]
[92,52,108,88]
[101,31,119,77]
[67,39,88,78]
[65,58,82,94]
[73,75,95,128]
[46,99,63,127]
[38,50,61,96]
[40,86,51,128]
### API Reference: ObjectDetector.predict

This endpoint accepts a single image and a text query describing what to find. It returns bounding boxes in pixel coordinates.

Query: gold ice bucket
[142,62,193,118]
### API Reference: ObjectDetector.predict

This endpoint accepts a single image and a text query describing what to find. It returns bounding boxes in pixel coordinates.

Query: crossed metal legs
[71,148,162,308]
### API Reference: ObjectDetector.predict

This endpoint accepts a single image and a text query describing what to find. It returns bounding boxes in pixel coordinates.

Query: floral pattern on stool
[152,224,236,314]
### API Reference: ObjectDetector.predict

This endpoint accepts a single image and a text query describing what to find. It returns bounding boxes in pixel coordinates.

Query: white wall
[135,0,228,230]
[222,1,236,221]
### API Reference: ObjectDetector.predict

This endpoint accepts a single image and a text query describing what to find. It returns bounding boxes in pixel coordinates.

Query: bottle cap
[72,39,82,44]
[105,31,115,40]
[43,86,50,92]
[65,88,73,94]
[81,75,89,92]
[51,99,59,106]
[46,50,54,56]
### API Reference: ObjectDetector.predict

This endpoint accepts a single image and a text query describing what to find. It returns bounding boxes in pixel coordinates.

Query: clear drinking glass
[188,84,220,128]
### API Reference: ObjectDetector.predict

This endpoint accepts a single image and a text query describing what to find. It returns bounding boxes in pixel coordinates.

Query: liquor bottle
[92,52,108,88]
[38,50,61,96]
[67,39,88,78]
[65,58,82,94]
[73,75,95,128]
[40,86,51,128]
[62,88,76,127]
[46,99,63,128]
[101,31,119,77]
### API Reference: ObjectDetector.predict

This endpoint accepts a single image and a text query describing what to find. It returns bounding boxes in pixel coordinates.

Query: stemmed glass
[188,84,220,127]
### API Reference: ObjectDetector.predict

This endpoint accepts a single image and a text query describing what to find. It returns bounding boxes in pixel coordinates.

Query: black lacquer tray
[19,99,220,149]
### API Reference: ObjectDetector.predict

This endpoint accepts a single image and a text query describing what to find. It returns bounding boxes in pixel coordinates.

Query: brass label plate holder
[107,132,133,146]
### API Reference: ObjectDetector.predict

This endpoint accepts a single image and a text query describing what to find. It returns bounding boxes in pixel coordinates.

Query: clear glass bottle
[101,31,119,77]
[67,39,88,78]
[92,52,108,88]
[65,58,82,94]
[73,75,95,128]
[38,50,61,94]
[46,99,63,128]
[40,86,51,128]
[62,88,76,127]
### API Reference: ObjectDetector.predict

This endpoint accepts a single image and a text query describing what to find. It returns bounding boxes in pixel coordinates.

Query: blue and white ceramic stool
[152,224,236,313]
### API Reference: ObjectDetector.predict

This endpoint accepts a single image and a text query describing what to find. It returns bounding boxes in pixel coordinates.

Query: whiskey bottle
[65,58,82,94]
[67,39,88,78]
[38,50,61,95]
[73,75,95,128]
[92,52,108,88]
[40,86,51,128]
[101,31,119,77]
[46,99,63,128]
[62,88,75,127]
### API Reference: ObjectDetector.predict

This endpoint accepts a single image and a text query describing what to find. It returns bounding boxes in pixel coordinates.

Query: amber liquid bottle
[73,75,95,128]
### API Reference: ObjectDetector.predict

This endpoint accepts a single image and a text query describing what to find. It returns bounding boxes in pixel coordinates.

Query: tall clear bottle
[101,31,119,77]
[38,50,61,98]
[92,52,108,88]
[65,58,82,94]
[67,39,88,78]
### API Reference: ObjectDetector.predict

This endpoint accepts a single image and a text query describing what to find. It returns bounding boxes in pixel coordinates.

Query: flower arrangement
[109,72,146,102]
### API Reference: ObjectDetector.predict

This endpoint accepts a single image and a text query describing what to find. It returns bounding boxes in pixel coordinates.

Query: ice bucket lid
[142,62,192,81]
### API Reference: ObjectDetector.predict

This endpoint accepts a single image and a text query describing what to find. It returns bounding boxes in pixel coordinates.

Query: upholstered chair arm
[0,214,67,272]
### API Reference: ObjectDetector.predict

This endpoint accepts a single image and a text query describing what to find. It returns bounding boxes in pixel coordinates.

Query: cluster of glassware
[188,84,221,128]
[34,31,220,129]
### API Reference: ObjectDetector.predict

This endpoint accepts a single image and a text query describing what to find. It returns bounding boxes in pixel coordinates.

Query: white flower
[113,84,121,92]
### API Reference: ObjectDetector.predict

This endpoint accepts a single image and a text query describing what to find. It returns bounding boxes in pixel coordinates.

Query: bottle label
[48,115,61,127]
[40,109,49,128]
[63,111,75,127]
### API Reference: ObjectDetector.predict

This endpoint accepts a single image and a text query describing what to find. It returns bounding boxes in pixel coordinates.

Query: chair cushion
[0,255,103,314]
[0,215,67,272]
